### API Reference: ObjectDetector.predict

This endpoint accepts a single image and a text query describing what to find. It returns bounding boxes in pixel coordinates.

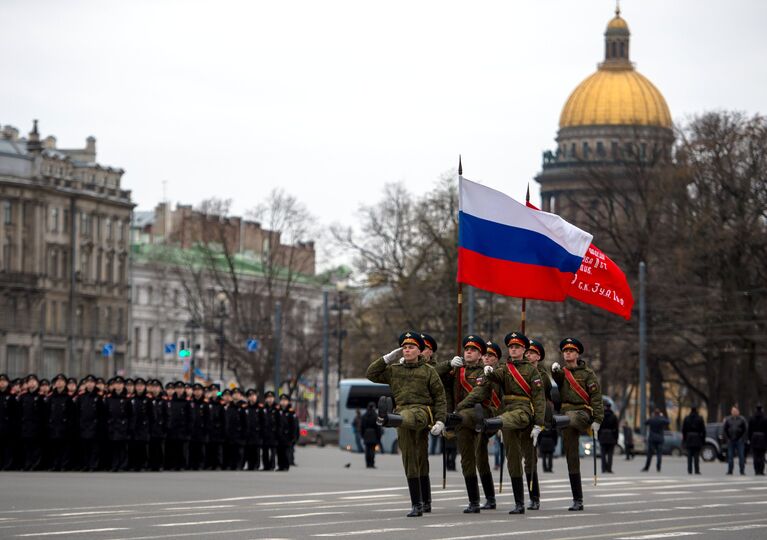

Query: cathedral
[535,6,673,221]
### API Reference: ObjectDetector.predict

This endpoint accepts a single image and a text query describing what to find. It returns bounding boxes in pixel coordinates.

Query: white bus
[338,378,399,454]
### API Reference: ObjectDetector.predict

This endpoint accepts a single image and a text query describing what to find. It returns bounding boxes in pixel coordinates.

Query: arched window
[611,41,617,58]
[620,42,625,58]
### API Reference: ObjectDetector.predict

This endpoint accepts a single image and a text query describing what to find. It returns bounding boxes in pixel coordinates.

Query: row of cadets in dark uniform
[0,373,298,472]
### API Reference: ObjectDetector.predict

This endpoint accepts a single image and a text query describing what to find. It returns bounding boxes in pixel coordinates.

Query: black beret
[26,374,39,382]
[264,390,275,398]
[560,337,584,354]
[485,341,502,358]
[279,393,290,400]
[504,332,529,349]
[192,383,203,390]
[113,376,125,384]
[462,335,487,354]
[67,377,77,384]
[82,374,96,383]
[134,377,146,384]
[221,389,232,396]
[0,373,9,382]
[96,377,106,384]
[246,389,257,396]
[125,378,134,384]
[208,383,220,390]
[39,379,50,385]
[420,333,438,353]
[52,373,67,383]
[399,331,425,351]
[174,381,185,388]
[165,381,175,389]
[232,387,243,394]
[528,339,545,361]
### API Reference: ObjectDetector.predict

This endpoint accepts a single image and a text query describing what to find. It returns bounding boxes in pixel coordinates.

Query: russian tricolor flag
[458,176,593,301]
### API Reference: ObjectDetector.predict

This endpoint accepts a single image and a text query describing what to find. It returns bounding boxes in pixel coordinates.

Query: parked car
[701,422,727,462]
[298,421,339,447]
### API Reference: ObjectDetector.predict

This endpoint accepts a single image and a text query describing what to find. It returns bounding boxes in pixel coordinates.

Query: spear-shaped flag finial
[458,155,463,176]
[526,182,530,203]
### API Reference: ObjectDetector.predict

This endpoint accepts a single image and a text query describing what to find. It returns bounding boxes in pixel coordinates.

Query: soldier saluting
[551,337,604,511]
[367,332,446,518]
[461,331,544,515]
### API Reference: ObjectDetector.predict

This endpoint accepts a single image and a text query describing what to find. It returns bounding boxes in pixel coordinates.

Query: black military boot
[420,476,432,513]
[479,472,496,510]
[377,397,402,427]
[406,477,423,517]
[463,475,481,513]
[473,404,486,433]
[526,470,540,510]
[483,417,504,434]
[568,473,584,511]
[509,476,525,514]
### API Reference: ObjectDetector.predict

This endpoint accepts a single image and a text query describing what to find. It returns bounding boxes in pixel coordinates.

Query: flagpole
[520,183,530,334]
[457,155,464,355]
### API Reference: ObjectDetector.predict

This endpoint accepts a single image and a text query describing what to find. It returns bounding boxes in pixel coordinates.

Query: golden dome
[607,14,628,31]
[558,7,671,129]
[559,69,672,129]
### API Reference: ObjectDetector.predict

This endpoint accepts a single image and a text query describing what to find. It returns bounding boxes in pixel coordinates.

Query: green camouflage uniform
[461,359,544,478]
[520,364,552,501]
[367,356,446,479]
[551,362,604,472]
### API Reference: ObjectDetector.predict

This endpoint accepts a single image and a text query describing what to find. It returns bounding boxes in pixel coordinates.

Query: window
[96,251,103,282]
[570,143,576,158]
[117,220,124,242]
[61,251,68,280]
[596,141,605,158]
[105,218,112,241]
[105,307,112,336]
[582,141,590,159]
[105,254,114,283]
[81,213,91,236]
[3,241,11,271]
[49,207,59,232]
[3,201,12,225]
[612,141,619,159]
[611,41,617,58]
[147,286,153,305]
[63,209,69,233]
[49,248,58,278]
[641,143,647,160]
[94,215,100,241]
[620,42,625,58]
[147,327,153,359]
[80,251,90,280]
[117,308,124,339]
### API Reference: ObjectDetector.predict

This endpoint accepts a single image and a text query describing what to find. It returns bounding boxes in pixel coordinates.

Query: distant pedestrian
[724,405,747,475]
[539,427,557,472]
[623,423,634,460]
[352,409,363,453]
[641,408,669,472]
[360,402,380,468]
[748,405,767,476]
[682,406,706,475]
[598,402,619,473]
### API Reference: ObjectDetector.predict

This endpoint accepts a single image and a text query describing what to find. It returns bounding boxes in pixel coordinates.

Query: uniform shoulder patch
[534,379,542,387]
[588,382,598,392]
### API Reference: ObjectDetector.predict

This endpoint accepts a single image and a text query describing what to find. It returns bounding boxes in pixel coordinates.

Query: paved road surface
[1,447,765,539]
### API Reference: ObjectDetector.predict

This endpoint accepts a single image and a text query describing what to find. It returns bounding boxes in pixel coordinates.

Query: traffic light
[178,340,191,359]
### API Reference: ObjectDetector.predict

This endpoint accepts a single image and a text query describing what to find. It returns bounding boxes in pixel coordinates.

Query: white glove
[399,357,405,364]
[430,421,445,436]
[383,347,403,364]
[484,365,493,376]
[496,430,503,444]
[531,425,543,447]
[591,422,600,434]
[551,362,561,372]
[450,356,464,368]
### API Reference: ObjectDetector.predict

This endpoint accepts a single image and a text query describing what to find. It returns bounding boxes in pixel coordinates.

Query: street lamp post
[215,292,228,382]
[332,281,350,386]
[185,319,200,384]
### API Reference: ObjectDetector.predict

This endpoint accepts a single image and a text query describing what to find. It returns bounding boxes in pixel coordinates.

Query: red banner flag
[526,202,633,319]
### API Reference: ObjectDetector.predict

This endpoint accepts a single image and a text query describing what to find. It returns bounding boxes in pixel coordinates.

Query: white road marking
[271,512,345,519]
[313,528,414,537]
[339,494,400,500]
[257,500,322,506]
[17,528,129,537]
[651,491,691,495]
[49,511,133,517]
[163,505,235,511]
[154,519,245,527]
[594,492,639,498]
[710,523,767,531]
[615,533,700,539]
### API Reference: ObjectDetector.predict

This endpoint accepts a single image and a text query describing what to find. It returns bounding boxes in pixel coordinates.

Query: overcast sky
[3,0,766,255]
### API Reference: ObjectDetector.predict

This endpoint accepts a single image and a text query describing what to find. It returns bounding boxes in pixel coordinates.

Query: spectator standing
[352,409,363,453]
[641,408,669,472]
[723,406,748,475]
[682,406,706,475]
[598,402,619,473]
[622,423,635,460]
[360,402,381,468]
[748,405,767,476]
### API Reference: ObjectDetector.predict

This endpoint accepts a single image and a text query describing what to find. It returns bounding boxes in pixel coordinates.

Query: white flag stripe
[459,176,592,258]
